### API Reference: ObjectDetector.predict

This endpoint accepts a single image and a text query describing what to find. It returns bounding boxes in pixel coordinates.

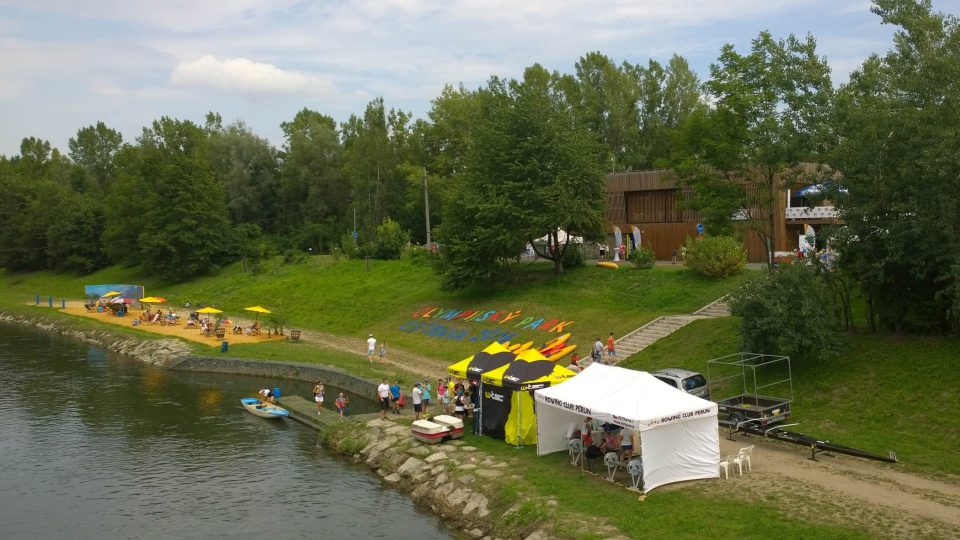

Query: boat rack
[730,422,898,464]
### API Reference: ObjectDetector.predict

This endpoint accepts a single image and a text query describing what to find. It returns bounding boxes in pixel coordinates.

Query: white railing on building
[785,206,838,219]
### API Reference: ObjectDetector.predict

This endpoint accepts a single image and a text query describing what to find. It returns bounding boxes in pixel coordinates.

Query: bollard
[48,296,53,307]
[61,299,66,309]
[36,295,40,305]
[220,340,228,353]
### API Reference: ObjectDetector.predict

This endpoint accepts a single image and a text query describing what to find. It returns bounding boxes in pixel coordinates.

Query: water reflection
[0,323,451,540]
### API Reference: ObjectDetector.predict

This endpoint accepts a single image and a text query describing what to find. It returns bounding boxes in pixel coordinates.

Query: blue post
[220,340,228,353]
[273,387,281,398]
[61,299,66,309]
[48,296,53,307]
[35,295,40,305]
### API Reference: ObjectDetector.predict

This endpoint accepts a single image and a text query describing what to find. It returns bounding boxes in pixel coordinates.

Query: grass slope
[620,318,960,476]
[0,258,750,363]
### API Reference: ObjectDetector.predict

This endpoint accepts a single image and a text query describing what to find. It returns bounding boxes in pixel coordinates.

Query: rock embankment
[0,311,191,367]
[321,418,625,540]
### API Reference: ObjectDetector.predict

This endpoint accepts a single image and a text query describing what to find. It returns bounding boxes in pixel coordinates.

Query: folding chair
[627,459,643,489]
[604,452,621,481]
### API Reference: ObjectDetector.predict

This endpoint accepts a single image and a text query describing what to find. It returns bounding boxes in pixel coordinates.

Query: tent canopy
[534,364,719,492]
[448,342,517,380]
[533,229,583,245]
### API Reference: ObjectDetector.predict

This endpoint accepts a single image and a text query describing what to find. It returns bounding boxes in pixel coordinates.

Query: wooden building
[604,169,840,263]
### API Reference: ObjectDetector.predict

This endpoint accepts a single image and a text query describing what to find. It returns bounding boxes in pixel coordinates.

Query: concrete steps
[606,296,733,363]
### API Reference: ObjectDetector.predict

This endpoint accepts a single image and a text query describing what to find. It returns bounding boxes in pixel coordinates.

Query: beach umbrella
[101,291,122,298]
[140,297,164,304]
[243,306,271,321]
[196,307,223,314]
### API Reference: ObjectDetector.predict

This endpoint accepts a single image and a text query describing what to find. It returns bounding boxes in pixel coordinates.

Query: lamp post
[423,167,431,250]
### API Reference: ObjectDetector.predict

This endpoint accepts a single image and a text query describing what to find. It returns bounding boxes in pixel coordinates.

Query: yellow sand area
[59,302,283,347]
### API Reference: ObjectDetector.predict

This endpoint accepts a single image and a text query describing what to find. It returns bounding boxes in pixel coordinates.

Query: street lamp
[423,167,431,250]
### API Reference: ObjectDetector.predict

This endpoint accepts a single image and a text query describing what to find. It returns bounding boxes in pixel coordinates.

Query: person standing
[377,378,390,420]
[606,332,616,361]
[438,378,450,414]
[335,393,349,421]
[379,341,387,361]
[412,382,424,420]
[592,337,603,364]
[599,243,606,261]
[619,243,626,261]
[313,380,325,414]
[469,380,481,434]
[366,333,377,363]
[389,379,401,414]
[422,380,432,416]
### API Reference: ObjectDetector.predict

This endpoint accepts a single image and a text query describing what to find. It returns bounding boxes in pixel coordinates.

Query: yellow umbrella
[244,306,271,314]
[140,297,164,304]
[102,291,122,297]
[196,307,223,314]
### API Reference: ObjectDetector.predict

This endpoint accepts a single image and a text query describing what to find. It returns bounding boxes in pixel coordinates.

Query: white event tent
[534,363,720,492]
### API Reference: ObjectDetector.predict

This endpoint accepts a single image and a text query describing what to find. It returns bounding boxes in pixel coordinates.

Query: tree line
[0,0,956,334]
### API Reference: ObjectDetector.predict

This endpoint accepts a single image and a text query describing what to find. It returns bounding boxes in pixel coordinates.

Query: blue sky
[1,0,958,157]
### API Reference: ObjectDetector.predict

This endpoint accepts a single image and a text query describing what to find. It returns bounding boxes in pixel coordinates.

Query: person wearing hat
[412,382,424,420]
[366,333,377,363]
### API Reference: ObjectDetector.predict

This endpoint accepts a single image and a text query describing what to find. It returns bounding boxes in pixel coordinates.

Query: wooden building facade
[605,169,839,263]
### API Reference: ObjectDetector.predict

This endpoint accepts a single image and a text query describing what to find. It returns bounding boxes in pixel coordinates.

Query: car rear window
[683,374,707,391]
[655,376,679,389]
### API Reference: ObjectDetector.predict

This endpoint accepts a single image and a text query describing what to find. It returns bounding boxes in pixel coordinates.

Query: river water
[0,323,452,539]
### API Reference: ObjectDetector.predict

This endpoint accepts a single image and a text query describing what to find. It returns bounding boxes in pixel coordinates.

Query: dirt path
[706,435,960,538]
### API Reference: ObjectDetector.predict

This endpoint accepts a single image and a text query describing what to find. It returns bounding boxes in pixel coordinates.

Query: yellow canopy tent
[480,349,576,446]
[447,341,516,380]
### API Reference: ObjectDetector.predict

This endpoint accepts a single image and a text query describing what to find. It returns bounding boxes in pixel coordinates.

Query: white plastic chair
[568,438,583,466]
[735,445,754,473]
[627,459,643,489]
[719,455,741,478]
[604,452,621,481]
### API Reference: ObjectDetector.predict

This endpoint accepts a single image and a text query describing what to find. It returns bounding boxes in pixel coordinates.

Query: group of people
[590,333,617,364]
[313,380,349,420]
[139,309,178,325]
[366,334,387,363]
[575,416,637,464]
[376,377,480,426]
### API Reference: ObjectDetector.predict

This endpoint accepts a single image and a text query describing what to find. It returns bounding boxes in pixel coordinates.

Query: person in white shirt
[367,334,377,363]
[376,378,390,420]
[412,382,424,420]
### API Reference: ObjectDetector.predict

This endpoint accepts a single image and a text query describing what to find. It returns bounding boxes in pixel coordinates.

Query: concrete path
[611,296,731,362]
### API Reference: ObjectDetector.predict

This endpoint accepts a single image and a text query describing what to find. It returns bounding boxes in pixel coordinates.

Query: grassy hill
[0,257,751,363]
[620,317,960,476]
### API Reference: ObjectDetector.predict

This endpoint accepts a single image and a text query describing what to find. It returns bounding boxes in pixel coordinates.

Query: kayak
[597,262,619,270]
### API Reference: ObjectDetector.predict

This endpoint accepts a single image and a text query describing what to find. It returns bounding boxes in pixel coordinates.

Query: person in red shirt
[606,333,616,361]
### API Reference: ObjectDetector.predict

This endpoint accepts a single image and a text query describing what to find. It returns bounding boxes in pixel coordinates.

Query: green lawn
[0,257,750,363]
[620,318,960,476]
[460,432,864,540]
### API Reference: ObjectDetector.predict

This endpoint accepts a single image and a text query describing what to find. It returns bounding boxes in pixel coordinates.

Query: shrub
[728,263,839,361]
[629,246,657,269]
[561,243,585,268]
[401,244,433,266]
[373,218,410,260]
[340,231,358,259]
[684,235,746,277]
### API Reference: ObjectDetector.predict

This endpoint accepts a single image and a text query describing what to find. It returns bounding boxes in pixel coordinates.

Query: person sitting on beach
[258,388,275,403]
[233,323,243,334]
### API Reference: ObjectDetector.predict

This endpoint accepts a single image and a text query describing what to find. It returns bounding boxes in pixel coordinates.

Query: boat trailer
[728,421,898,464]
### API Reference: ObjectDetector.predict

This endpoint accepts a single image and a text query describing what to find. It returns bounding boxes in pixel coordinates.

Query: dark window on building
[624,189,682,223]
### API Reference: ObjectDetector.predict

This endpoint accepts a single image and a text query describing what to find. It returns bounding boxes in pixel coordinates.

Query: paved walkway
[610,296,731,362]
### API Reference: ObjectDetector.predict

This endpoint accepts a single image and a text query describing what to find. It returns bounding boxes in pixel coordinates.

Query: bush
[373,218,410,260]
[561,244,585,268]
[684,235,746,277]
[728,263,839,361]
[401,244,433,266]
[629,246,657,269]
[340,231,358,259]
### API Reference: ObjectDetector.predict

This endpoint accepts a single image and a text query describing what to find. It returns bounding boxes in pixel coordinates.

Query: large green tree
[438,65,606,287]
[673,32,833,267]
[830,0,960,333]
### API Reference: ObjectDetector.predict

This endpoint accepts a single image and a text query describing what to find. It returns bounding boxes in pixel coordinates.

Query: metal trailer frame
[706,352,794,407]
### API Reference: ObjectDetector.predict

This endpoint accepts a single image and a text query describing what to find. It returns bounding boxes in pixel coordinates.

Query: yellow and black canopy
[447,342,516,380]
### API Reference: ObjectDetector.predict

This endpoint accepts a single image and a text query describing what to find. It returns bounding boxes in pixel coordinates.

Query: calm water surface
[0,323,452,539]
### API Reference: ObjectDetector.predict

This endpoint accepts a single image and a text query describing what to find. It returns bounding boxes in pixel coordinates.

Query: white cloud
[168,55,336,96]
